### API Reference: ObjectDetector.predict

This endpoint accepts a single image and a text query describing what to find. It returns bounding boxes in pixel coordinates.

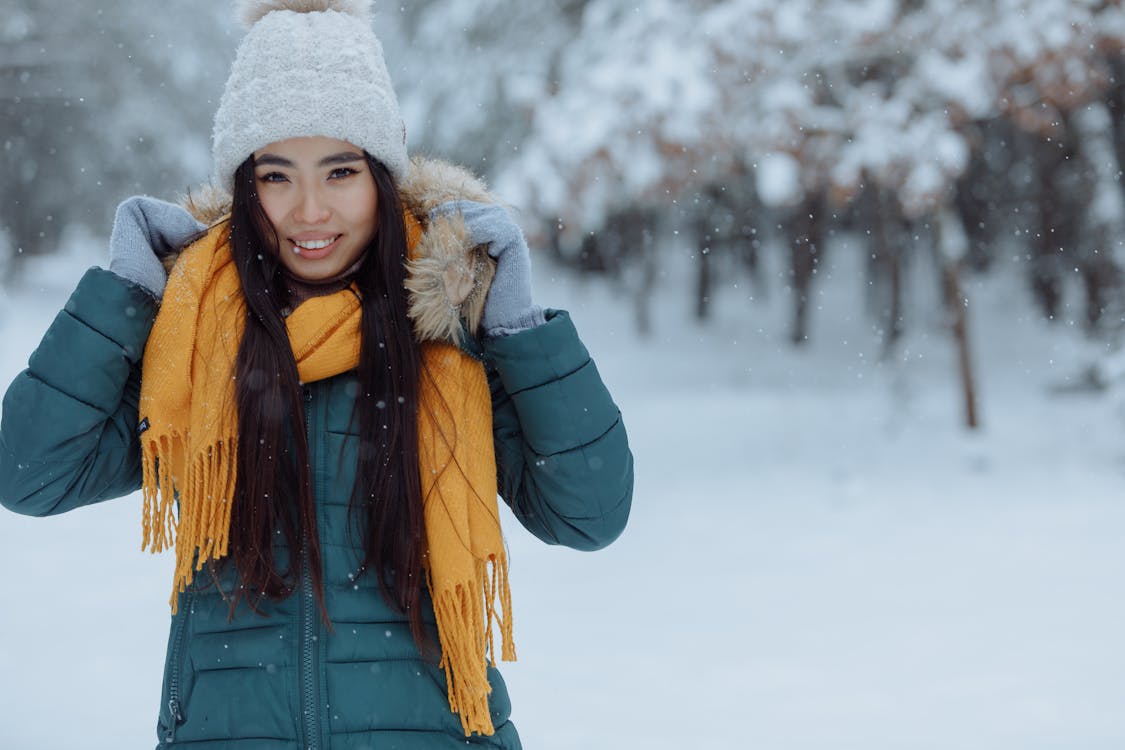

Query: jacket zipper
[301,546,319,750]
[300,386,322,750]
[164,589,194,745]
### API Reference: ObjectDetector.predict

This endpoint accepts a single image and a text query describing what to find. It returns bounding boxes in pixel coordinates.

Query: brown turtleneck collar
[280,252,367,316]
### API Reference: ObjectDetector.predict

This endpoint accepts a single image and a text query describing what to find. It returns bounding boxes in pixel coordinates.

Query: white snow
[756,152,803,208]
[1,232,1123,749]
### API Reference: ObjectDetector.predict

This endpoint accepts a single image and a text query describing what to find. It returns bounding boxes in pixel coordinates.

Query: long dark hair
[223,153,428,648]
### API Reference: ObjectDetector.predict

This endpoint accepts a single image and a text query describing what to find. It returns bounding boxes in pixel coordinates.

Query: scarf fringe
[141,434,237,613]
[433,552,516,737]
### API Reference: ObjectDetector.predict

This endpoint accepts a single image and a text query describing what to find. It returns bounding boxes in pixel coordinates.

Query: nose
[293,184,331,225]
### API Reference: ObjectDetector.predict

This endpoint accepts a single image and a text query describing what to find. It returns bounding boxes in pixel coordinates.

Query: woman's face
[252,136,378,282]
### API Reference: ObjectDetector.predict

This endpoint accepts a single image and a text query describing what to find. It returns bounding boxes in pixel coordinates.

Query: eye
[328,167,359,180]
[256,171,289,184]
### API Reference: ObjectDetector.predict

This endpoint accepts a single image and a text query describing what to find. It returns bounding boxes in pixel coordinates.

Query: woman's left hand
[429,200,545,336]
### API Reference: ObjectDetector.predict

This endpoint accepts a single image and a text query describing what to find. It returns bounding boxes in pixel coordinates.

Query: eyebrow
[254,152,365,168]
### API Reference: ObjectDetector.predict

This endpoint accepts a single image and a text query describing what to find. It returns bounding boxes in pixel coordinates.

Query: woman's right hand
[109,196,204,299]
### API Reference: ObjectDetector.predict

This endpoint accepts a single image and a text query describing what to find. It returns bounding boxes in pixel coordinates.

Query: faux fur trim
[175,155,500,344]
[403,213,494,344]
[181,184,233,227]
[400,156,497,343]
[398,157,498,214]
[237,0,373,28]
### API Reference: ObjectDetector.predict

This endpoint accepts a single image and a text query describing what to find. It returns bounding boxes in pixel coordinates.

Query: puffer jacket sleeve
[0,267,157,516]
[483,309,633,551]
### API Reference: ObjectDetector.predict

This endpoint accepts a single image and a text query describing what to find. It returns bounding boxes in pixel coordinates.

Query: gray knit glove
[430,200,545,337]
[109,196,204,299]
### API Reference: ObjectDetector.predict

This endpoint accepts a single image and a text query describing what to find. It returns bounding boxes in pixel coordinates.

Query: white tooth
[294,236,336,250]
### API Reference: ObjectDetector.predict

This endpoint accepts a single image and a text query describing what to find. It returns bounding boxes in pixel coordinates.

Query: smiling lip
[290,234,342,260]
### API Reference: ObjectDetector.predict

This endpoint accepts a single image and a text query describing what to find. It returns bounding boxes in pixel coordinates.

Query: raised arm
[0,196,202,516]
[0,268,158,515]
[484,310,633,551]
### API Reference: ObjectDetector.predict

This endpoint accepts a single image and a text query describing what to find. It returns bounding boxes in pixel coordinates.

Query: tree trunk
[936,209,980,430]
[1028,117,1088,320]
[695,240,712,321]
[1105,55,1125,208]
[1071,99,1125,333]
[868,186,904,355]
[942,263,979,429]
[952,121,997,272]
[635,243,656,337]
[619,207,657,337]
[885,214,904,354]
[546,217,565,266]
[788,192,823,345]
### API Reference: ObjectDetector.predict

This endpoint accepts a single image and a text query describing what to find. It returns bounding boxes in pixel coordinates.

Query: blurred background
[3,0,1125,362]
[2,1,1125,748]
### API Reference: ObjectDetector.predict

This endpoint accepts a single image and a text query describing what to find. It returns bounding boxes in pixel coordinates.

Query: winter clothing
[0,156,634,749]
[429,201,546,337]
[141,211,513,735]
[109,196,205,299]
[211,0,408,190]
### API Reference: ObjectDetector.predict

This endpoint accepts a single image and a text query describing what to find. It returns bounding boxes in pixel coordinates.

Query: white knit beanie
[211,0,408,192]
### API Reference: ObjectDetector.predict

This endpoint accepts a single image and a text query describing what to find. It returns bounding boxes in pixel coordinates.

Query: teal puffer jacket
[0,267,633,749]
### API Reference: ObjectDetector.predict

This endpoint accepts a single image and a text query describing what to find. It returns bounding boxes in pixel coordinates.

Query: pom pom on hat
[212,0,407,191]
[237,0,373,27]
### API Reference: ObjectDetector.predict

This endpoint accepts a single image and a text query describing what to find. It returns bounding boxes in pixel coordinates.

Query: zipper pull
[165,698,183,743]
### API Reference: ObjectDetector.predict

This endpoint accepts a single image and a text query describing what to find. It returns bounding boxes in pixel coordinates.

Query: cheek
[257,193,286,231]
[346,188,379,238]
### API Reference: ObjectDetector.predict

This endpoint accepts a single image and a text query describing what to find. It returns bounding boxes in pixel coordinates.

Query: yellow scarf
[138,213,514,736]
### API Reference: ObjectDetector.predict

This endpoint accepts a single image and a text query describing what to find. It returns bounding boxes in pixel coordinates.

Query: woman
[0,1,633,748]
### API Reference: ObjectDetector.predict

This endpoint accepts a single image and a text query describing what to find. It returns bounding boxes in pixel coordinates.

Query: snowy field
[1,234,1123,749]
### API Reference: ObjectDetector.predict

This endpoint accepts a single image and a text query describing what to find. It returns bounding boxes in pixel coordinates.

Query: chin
[280,246,365,283]
[290,263,344,282]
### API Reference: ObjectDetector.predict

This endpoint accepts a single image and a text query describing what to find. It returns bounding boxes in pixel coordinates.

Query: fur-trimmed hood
[174,155,498,344]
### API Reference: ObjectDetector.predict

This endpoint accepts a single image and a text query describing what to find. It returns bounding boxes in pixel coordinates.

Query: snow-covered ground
[1,234,1123,749]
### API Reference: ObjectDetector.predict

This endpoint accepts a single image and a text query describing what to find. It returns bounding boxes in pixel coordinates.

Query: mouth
[289,234,342,260]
